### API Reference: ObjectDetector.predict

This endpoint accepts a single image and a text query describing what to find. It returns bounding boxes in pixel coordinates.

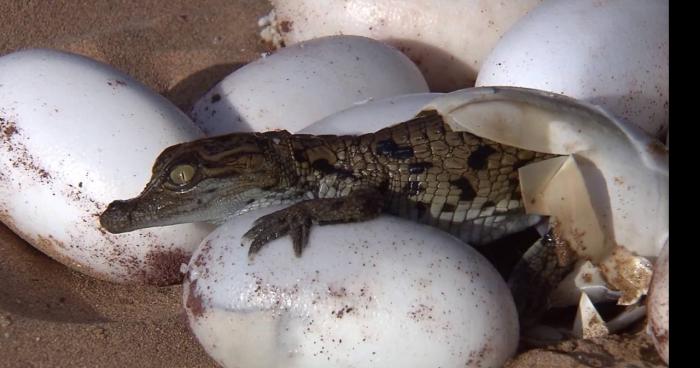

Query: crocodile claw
[242,205,313,259]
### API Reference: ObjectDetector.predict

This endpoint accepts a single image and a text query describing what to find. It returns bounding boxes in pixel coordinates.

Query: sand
[0,1,664,367]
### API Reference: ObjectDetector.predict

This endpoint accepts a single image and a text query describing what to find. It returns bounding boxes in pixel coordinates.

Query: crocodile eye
[169,164,196,185]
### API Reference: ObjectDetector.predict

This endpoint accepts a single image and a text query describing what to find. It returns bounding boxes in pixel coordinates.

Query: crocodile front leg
[242,187,385,258]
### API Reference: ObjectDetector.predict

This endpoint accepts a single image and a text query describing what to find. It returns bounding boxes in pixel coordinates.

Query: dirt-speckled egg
[190,35,428,136]
[0,49,214,285]
[184,205,519,368]
[476,0,668,139]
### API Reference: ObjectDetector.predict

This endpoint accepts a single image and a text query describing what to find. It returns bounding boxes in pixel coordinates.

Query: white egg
[647,240,668,364]
[299,92,442,135]
[190,35,428,136]
[476,0,668,139]
[0,49,214,285]
[261,0,544,92]
[184,205,519,368]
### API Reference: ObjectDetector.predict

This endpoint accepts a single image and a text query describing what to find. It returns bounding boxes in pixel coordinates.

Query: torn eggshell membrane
[423,86,669,306]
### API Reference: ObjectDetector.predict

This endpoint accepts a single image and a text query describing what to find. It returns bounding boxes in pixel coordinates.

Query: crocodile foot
[242,203,313,258]
[241,188,385,259]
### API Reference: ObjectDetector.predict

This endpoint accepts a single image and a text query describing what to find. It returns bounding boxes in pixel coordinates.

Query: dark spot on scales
[311,159,354,178]
[468,145,497,170]
[442,203,457,212]
[211,94,221,103]
[450,177,477,201]
[482,200,495,208]
[311,159,336,173]
[293,149,306,162]
[408,162,433,174]
[375,139,414,160]
[246,199,255,205]
[403,181,423,196]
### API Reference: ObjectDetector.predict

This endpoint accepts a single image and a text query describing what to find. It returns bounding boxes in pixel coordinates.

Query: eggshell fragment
[424,86,667,303]
[572,293,608,339]
[476,0,669,139]
[549,260,620,308]
[191,35,428,136]
[262,0,544,91]
[0,49,214,285]
[299,92,441,135]
[184,205,519,368]
[647,241,669,364]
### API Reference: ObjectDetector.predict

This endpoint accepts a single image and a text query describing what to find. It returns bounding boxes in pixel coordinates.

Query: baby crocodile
[100,110,553,257]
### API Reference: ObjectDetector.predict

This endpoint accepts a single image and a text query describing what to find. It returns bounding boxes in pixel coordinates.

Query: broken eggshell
[549,260,620,308]
[260,0,543,92]
[647,240,668,364]
[299,92,442,135]
[424,86,668,305]
[0,49,214,285]
[476,0,669,139]
[572,292,609,340]
[184,205,519,368]
[190,35,428,136]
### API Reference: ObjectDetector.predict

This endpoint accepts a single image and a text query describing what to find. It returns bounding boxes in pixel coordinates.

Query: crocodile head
[100,131,294,233]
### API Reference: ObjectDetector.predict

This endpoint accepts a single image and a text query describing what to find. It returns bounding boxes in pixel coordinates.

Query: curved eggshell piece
[299,92,442,135]
[424,87,668,302]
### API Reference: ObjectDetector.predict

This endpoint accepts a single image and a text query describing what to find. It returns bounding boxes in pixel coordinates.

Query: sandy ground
[0,1,665,367]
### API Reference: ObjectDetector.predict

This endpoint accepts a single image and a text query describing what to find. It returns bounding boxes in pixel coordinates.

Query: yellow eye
[169,164,196,185]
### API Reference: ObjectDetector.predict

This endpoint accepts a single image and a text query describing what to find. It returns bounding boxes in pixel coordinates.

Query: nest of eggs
[0,1,668,367]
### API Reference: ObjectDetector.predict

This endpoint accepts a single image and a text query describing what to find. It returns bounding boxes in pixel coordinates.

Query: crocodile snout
[100,199,136,234]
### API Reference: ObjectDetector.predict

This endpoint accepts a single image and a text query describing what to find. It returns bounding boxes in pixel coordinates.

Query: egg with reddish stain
[183,205,519,368]
[0,48,214,285]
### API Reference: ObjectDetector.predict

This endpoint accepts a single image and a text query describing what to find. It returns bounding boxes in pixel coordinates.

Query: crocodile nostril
[99,200,133,233]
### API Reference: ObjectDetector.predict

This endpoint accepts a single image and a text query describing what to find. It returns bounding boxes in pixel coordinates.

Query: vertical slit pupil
[170,164,195,185]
